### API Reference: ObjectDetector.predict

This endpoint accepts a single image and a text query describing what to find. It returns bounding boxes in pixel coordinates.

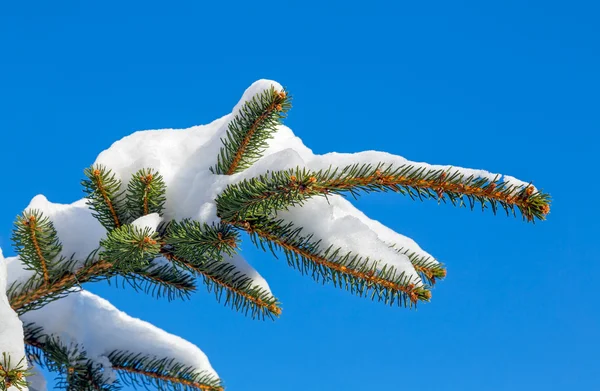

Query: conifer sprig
[216,163,551,223]
[0,353,30,391]
[100,225,161,272]
[83,165,125,230]
[109,352,223,391]
[120,262,197,301]
[11,210,63,284]
[161,252,281,319]
[230,217,431,307]
[8,257,113,315]
[125,168,167,222]
[165,220,239,261]
[212,87,291,175]
[392,248,446,286]
[25,324,118,391]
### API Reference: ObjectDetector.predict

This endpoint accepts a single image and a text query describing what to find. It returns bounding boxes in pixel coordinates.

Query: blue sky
[1,1,598,390]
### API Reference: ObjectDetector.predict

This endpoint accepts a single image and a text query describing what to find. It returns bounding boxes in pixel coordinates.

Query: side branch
[161,251,281,318]
[112,366,222,391]
[25,215,50,284]
[213,86,291,175]
[9,260,113,313]
[227,219,431,306]
[92,169,121,228]
[226,98,279,175]
[217,164,551,223]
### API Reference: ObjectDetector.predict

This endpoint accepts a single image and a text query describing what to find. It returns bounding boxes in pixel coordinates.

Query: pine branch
[216,163,551,223]
[230,217,431,307]
[119,261,197,301]
[8,255,113,315]
[82,165,125,231]
[109,351,223,391]
[163,220,282,318]
[11,210,63,285]
[165,220,240,261]
[212,87,291,175]
[391,246,446,286]
[162,251,281,319]
[9,256,195,314]
[100,224,161,273]
[24,324,116,391]
[125,168,167,223]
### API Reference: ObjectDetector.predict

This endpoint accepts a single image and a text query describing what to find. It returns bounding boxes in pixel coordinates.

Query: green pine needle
[82,165,126,230]
[0,353,31,391]
[11,209,63,282]
[212,86,291,175]
[117,262,197,301]
[216,163,551,223]
[109,351,223,391]
[125,168,167,223]
[100,225,161,272]
[165,220,239,261]
[24,324,116,391]
[239,217,431,307]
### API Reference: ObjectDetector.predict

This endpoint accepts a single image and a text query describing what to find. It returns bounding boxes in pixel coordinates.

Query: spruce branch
[8,256,113,315]
[82,165,125,231]
[125,168,166,222]
[229,217,431,307]
[161,252,281,319]
[24,325,116,391]
[119,262,197,301]
[109,351,223,391]
[212,87,291,175]
[11,210,63,285]
[162,220,283,318]
[391,247,446,286]
[165,220,240,261]
[9,256,194,314]
[100,225,161,272]
[216,163,551,223]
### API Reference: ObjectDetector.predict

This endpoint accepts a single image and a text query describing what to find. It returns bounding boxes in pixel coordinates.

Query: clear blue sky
[1,1,598,390]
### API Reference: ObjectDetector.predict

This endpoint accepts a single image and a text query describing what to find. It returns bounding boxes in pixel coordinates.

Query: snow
[130,213,163,233]
[20,290,218,384]
[0,248,28,391]
[1,79,537,388]
[4,79,534,293]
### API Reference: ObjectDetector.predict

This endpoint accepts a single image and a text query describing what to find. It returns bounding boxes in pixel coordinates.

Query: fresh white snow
[0,248,28,391]
[1,79,536,388]
[21,290,218,385]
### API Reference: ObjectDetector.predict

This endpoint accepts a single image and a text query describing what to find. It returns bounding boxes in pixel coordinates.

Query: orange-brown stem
[316,172,544,216]
[412,263,446,284]
[225,99,279,175]
[93,169,121,227]
[112,366,223,391]
[141,174,153,215]
[9,260,113,311]
[25,215,50,285]
[229,221,430,305]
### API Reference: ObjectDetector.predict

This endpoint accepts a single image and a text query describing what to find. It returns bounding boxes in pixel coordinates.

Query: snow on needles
[5,79,534,289]
[21,290,218,382]
[1,79,537,386]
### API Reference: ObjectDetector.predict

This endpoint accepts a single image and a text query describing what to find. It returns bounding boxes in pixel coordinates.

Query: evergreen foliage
[11,210,64,283]
[0,352,30,391]
[2,84,550,390]
[125,169,167,222]
[212,87,291,175]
